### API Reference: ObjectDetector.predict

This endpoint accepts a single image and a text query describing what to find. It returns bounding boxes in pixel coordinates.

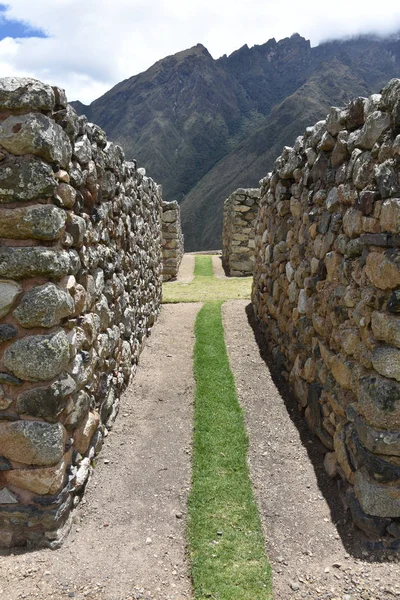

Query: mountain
[72,33,400,250]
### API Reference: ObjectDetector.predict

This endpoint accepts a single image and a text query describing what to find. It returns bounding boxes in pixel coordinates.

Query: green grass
[162,255,252,303]
[188,301,272,600]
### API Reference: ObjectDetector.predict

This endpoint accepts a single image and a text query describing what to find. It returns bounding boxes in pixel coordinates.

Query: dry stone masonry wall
[222,188,260,276]
[161,200,184,281]
[252,79,400,542]
[0,77,163,548]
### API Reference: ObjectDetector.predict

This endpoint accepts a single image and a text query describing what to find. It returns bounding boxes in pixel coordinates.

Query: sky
[0,1,400,105]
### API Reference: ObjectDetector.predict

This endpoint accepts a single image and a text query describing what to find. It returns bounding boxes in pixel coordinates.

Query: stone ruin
[161,200,184,281]
[252,78,400,541]
[0,77,163,548]
[222,188,260,276]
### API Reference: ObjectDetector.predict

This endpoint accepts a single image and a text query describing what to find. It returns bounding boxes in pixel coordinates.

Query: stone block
[355,467,400,518]
[358,374,400,428]
[0,280,21,318]
[4,458,67,495]
[73,411,100,454]
[0,77,55,111]
[16,373,76,422]
[0,421,64,466]
[0,113,72,168]
[365,251,400,290]
[0,247,80,280]
[0,156,57,203]
[372,346,400,383]
[371,311,400,348]
[381,198,400,233]
[4,329,71,382]
[0,205,66,241]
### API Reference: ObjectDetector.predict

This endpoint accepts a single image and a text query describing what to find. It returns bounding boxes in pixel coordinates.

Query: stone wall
[252,78,400,539]
[161,200,184,281]
[222,188,260,276]
[0,77,163,548]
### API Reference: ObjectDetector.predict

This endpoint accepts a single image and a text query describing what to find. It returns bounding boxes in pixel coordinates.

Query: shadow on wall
[245,303,399,560]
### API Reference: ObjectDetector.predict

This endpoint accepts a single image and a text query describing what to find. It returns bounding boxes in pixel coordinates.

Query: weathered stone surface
[365,252,400,289]
[64,390,91,428]
[14,283,74,328]
[0,205,66,240]
[0,421,64,466]
[0,280,21,318]
[4,459,66,495]
[73,135,92,164]
[381,198,400,233]
[372,346,400,382]
[56,183,76,209]
[358,375,400,428]
[74,411,100,454]
[0,113,72,168]
[0,247,80,280]
[347,489,391,538]
[371,311,400,348]
[0,156,57,203]
[0,324,18,343]
[355,467,400,518]
[0,77,55,112]
[251,82,400,531]
[4,330,71,382]
[357,111,391,149]
[16,374,76,422]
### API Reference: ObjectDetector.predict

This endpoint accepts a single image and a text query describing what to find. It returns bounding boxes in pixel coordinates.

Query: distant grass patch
[162,255,251,303]
[188,301,272,600]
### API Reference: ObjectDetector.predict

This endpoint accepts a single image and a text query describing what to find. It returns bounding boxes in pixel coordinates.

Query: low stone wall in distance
[252,79,400,541]
[0,77,163,548]
[222,188,260,276]
[162,200,184,281]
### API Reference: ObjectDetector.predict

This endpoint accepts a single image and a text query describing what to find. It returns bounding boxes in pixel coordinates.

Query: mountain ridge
[71,32,400,250]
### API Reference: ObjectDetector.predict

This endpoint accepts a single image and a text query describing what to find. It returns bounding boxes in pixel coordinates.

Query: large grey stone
[4,329,71,382]
[353,413,400,456]
[355,467,400,518]
[0,280,21,318]
[16,373,76,422]
[0,247,80,280]
[73,135,92,164]
[358,374,400,428]
[0,205,66,240]
[14,283,74,328]
[372,346,400,383]
[0,420,64,466]
[356,111,391,150]
[0,113,72,168]
[0,156,57,203]
[0,77,55,112]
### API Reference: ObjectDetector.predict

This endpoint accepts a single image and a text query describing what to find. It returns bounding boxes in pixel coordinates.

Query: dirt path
[0,303,200,600]
[223,299,400,600]
[176,255,195,283]
[211,255,225,278]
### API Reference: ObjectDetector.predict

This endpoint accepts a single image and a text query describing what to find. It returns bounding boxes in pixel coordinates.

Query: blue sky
[0,4,46,39]
[0,1,400,104]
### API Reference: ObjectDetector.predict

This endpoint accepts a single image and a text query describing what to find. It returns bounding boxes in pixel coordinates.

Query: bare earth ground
[0,303,200,600]
[223,299,400,600]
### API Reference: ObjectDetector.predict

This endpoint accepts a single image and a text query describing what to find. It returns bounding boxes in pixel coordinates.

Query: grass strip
[188,300,272,600]
[162,255,252,303]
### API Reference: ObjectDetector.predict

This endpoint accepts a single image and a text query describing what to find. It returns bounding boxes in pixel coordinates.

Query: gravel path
[211,254,226,278]
[0,303,200,600]
[223,299,400,600]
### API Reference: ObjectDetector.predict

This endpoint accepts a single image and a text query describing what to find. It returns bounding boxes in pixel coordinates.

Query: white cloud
[0,0,400,103]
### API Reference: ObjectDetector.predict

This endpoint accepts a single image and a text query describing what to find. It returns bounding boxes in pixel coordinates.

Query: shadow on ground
[245,302,397,562]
